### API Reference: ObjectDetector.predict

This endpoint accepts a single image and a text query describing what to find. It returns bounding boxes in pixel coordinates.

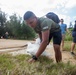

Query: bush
[65,29,72,41]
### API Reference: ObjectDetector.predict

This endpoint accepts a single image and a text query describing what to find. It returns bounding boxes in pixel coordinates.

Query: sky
[0,0,76,27]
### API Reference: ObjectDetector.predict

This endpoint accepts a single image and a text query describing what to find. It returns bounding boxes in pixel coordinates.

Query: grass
[0,54,76,75]
[64,41,76,52]
[64,41,72,51]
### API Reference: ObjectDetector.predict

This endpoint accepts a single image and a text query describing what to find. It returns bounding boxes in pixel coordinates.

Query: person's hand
[28,58,36,63]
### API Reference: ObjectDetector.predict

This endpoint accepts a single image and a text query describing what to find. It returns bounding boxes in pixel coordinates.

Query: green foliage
[0,11,6,26]
[4,13,36,39]
[8,14,23,38]
[0,9,7,37]
[0,9,36,39]
[64,41,71,51]
[0,54,76,75]
[0,26,5,37]
[64,41,76,52]
[21,22,36,39]
[65,34,72,41]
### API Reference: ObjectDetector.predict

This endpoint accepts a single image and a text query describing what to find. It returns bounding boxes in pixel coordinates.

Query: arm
[36,30,50,58]
[66,28,69,33]
[38,32,42,42]
[66,28,71,35]
[28,19,51,63]
[28,30,50,63]
[65,25,71,35]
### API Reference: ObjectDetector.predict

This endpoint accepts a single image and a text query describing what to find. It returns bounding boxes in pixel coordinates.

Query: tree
[0,11,36,39]
[69,22,73,29]
[0,8,6,27]
[21,21,36,39]
[0,8,7,38]
[8,13,22,38]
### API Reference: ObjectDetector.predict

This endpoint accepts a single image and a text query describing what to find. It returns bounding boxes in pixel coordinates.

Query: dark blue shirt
[73,24,76,31]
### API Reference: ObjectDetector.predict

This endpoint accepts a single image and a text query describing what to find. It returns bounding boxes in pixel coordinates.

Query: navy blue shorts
[49,30,62,45]
[72,31,76,43]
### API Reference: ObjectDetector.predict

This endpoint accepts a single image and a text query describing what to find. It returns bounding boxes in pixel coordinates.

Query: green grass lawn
[64,41,72,51]
[0,54,76,75]
[64,41,76,52]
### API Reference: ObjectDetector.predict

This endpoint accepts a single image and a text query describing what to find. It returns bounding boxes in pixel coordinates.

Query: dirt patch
[0,39,34,48]
[0,39,76,64]
[46,44,76,64]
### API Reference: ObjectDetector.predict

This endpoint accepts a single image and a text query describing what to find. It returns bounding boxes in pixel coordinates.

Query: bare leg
[61,40,64,50]
[71,42,75,52]
[53,44,62,63]
[61,34,65,51]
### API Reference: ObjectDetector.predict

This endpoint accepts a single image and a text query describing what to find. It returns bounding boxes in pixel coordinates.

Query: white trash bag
[25,38,51,57]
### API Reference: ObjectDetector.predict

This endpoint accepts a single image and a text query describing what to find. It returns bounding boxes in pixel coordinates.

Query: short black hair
[23,11,36,20]
[61,19,63,20]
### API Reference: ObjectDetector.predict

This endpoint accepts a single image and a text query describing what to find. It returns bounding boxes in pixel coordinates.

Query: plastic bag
[25,38,51,56]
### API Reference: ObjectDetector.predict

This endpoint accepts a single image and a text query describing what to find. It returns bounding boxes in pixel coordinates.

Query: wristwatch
[32,55,38,60]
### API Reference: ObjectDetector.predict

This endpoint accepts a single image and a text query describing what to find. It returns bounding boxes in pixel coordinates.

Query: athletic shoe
[71,52,75,56]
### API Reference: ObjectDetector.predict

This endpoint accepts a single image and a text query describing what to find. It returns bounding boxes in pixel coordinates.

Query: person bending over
[23,11,62,63]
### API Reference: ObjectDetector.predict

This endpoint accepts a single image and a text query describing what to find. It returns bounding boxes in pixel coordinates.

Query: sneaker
[71,52,75,56]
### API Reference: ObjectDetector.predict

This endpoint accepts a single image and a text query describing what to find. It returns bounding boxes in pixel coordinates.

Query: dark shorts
[49,30,62,45]
[72,31,76,43]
